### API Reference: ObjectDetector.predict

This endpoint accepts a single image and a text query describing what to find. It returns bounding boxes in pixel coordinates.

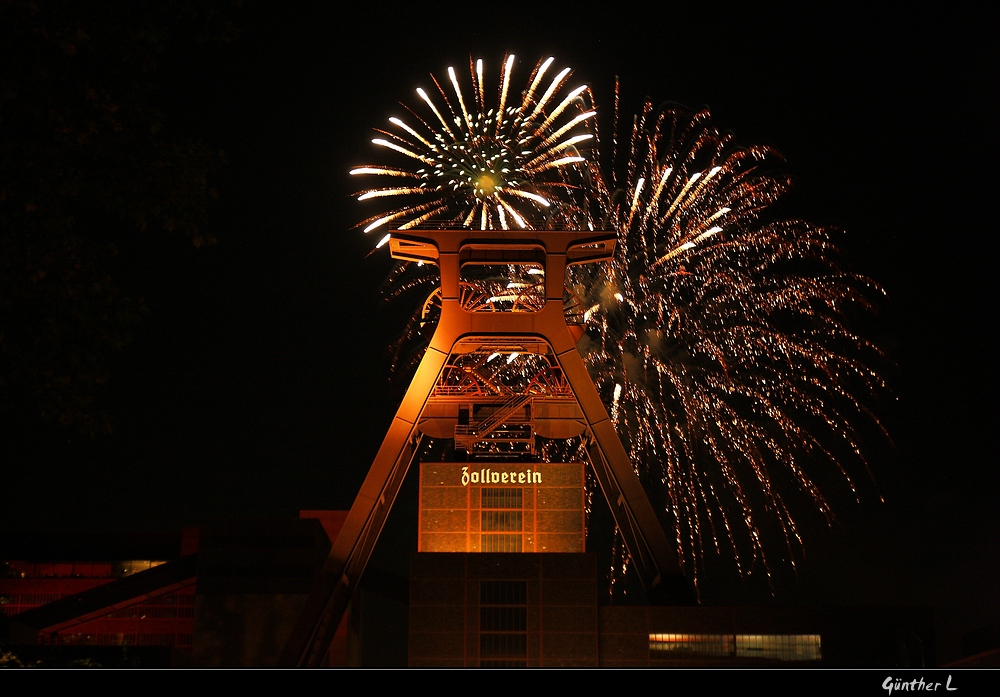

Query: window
[481,488,523,552]
[480,580,526,605]
[650,633,822,662]
[649,633,732,658]
[482,487,523,509]
[735,634,822,661]
[480,581,528,667]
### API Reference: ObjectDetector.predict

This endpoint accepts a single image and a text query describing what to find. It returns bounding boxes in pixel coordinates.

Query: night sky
[2,3,995,664]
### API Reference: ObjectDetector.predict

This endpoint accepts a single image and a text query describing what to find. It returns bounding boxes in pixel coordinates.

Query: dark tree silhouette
[0,0,239,435]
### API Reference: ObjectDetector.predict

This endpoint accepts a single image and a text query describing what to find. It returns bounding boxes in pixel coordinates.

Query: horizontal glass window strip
[481,533,523,552]
[649,633,732,658]
[480,606,527,632]
[735,634,822,661]
[480,632,527,658]
[480,580,527,606]
[481,511,523,532]
[481,487,523,509]
[650,634,822,662]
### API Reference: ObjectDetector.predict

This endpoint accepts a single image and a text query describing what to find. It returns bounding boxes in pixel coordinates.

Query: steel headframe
[279,228,692,667]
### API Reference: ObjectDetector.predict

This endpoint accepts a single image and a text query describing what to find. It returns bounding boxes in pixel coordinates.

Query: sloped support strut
[280,228,691,667]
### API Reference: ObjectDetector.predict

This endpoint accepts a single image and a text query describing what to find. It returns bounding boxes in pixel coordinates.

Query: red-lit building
[1,512,353,667]
[1,558,196,651]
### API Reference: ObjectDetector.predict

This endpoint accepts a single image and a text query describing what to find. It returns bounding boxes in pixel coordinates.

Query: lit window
[482,487,523,509]
[649,633,732,658]
[649,633,822,662]
[481,488,523,552]
[735,634,822,661]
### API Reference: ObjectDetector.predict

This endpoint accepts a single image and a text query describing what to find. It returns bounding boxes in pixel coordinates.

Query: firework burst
[572,102,887,585]
[351,54,596,248]
[350,60,887,590]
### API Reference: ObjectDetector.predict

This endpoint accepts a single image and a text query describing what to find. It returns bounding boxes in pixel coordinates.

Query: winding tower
[280,227,689,666]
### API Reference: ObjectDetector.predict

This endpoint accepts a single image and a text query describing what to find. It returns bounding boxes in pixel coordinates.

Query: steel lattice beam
[280,229,690,667]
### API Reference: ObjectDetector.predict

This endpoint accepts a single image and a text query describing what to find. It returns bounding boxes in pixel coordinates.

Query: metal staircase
[454,393,534,452]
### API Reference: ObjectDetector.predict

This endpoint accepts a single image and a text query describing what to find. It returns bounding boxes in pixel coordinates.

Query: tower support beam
[281,228,690,667]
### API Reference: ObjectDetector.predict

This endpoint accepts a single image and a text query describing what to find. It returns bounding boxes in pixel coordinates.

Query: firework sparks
[572,103,887,586]
[351,61,887,590]
[351,55,596,235]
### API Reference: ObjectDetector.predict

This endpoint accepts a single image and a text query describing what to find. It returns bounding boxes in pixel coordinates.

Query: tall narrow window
[480,581,528,667]
[481,487,523,552]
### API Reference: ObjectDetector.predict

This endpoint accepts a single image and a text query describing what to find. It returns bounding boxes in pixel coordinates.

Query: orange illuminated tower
[280,227,689,666]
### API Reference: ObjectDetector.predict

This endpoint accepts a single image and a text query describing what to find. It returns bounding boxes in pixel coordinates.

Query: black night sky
[1,2,995,665]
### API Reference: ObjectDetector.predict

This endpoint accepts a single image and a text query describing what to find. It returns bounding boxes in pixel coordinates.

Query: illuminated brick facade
[418,462,585,554]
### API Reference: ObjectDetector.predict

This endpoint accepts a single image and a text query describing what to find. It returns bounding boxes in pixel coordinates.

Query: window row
[649,633,822,661]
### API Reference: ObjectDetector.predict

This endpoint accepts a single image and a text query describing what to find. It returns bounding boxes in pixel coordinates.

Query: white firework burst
[351,54,597,246]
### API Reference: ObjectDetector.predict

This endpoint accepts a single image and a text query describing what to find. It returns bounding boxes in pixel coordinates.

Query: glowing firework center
[351,56,593,240]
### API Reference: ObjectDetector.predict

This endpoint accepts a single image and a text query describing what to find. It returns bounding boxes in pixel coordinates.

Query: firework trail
[351,60,887,588]
[572,102,887,585]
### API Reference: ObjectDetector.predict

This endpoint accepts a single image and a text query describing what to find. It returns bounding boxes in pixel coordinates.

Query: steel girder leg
[279,345,449,667]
